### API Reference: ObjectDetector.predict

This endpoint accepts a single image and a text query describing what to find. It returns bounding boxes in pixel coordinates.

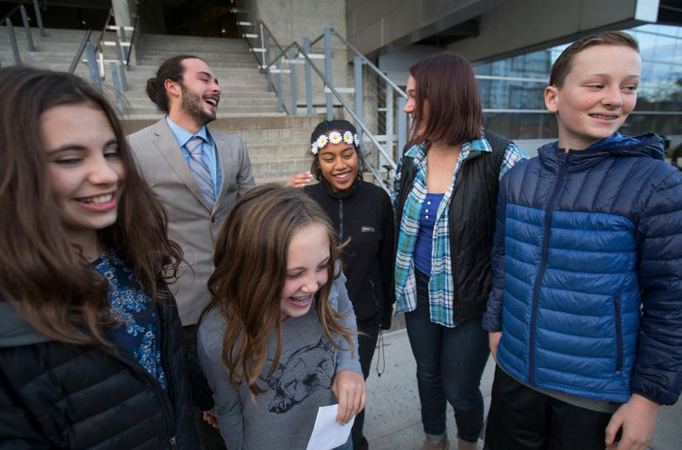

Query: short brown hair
[550,31,639,88]
[408,52,483,146]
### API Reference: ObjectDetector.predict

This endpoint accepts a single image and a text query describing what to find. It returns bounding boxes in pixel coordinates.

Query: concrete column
[111,0,133,29]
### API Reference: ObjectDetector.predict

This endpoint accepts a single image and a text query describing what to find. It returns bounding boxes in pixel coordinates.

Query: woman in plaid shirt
[393,52,526,450]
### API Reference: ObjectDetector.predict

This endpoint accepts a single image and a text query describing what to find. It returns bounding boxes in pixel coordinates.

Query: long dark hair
[203,185,354,396]
[0,67,182,345]
[408,52,483,146]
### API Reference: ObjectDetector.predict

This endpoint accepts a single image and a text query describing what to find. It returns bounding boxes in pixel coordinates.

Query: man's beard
[180,85,216,125]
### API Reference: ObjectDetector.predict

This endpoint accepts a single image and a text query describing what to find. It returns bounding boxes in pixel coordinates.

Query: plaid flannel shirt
[392,136,527,327]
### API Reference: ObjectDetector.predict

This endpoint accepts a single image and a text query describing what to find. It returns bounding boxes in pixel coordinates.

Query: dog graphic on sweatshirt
[263,336,337,414]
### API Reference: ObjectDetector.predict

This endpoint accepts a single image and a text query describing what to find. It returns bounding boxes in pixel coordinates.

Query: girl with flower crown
[287,120,395,450]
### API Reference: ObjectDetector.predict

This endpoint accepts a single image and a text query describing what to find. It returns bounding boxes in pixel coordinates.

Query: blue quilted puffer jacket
[482,133,682,405]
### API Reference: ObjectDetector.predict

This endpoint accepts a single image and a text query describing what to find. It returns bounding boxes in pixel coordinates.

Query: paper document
[306,404,355,450]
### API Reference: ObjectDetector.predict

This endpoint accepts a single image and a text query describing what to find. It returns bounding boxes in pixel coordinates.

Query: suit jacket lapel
[213,132,234,211]
[152,119,213,212]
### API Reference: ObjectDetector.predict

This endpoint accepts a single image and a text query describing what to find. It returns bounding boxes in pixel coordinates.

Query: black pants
[351,322,380,449]
[485,366,613,450]
[183,325,227,450]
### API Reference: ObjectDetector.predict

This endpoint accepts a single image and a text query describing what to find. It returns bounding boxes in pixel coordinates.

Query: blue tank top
[414,193,444,276]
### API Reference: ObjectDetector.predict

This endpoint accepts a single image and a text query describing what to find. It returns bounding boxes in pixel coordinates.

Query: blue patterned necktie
[185,136,216,206]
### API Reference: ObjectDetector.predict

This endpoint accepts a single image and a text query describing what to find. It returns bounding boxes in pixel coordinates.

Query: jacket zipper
[614,296,623,372]
[101,303,177,445]
[528,151,568,385]
[338,198,344,241]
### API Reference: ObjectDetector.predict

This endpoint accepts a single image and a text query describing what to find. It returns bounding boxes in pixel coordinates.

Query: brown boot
[419,437,450,450]
[457,438,482,450]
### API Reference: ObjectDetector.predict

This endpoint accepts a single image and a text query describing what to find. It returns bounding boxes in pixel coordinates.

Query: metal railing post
[20,5,35,52]
[110,62,124,113]
[323,27,333,120]
[397,97,408,156]
[275,56,284,112]
[32,0,45,37]
[6,19,21,65]
[85,42,102,93]
[386,86,394,165]
[289,49,298,116]
[353,56,363,147]
[303,38,313,115]
[118,62,128,91]
[264,30,272,91]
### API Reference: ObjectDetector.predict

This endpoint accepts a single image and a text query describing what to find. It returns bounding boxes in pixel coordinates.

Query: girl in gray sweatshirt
[198,185,363,450]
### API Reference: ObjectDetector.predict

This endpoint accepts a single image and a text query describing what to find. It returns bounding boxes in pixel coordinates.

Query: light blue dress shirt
[166,116,222,197]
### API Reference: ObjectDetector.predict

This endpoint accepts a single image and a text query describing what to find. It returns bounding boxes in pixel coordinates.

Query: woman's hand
[203,407,219,429]
[332,370,366,425]
[285,172,313,188]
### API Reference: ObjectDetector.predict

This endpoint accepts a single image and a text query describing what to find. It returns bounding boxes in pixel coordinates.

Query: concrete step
[123,105,281,116]
[248,143,311,159]
[211,115,325,131]
[121,97,279,107]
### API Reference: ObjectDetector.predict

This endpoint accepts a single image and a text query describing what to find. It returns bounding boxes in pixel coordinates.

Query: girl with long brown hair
[197,184,364,450]
[0,67,212,449]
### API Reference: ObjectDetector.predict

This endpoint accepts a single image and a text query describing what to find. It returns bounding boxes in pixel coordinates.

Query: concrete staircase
[1,27,321,184]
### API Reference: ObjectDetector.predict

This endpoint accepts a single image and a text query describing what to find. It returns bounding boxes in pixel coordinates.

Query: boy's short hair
[549,31,639,88]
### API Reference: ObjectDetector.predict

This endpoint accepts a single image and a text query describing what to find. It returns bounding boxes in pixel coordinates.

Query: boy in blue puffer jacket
[482,31,682,450]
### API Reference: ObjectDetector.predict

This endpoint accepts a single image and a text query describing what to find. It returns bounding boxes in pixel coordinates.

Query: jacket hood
[0,300,52,348]
[538,133,665,172]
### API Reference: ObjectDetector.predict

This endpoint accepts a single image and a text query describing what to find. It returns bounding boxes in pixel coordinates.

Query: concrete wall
[241,0,346,46]
[448,0,659,62]
[346,0,514,58]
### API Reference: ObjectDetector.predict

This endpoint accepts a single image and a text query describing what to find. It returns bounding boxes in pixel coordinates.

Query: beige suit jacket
[128,119,256,325]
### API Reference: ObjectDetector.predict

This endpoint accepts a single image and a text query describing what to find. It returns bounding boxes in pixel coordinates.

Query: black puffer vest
[394,130,509,324]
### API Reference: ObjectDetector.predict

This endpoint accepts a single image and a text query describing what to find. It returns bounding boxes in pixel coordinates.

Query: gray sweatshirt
[197,272,361,450]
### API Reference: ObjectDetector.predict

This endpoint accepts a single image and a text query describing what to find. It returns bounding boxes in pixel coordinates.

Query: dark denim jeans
[351,322,379,449]
[404,270,490,443]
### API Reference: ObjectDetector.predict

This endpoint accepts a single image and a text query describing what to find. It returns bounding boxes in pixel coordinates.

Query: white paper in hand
[306,404,354,450]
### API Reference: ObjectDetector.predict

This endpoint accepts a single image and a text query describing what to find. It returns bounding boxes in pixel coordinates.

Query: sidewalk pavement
[363,328,682,450]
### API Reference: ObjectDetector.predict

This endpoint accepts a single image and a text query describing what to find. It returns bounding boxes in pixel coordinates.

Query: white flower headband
[311,130,360,154]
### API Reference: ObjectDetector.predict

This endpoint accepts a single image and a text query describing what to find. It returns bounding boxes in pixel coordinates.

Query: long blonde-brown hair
[204,184,354,396]
[0,67,182,345]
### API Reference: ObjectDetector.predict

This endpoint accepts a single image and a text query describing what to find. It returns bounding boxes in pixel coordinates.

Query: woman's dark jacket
[304,177,395,328]
[0,295,212,449]
[394,131,510,324]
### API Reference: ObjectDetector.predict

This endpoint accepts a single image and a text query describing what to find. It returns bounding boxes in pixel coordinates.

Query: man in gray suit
[129,55,255,449]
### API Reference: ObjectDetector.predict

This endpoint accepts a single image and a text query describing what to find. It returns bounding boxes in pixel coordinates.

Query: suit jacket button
[211,217,216,223]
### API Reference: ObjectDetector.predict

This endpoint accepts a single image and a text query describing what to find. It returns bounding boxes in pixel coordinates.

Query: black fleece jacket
[0,295,212,450]
[304,178,395,328]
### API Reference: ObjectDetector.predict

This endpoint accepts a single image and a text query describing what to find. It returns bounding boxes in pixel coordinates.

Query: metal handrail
[68,29,92,73]
[125,6,140,66]
[261,41,298,72]
[293,42,397,170]
[331,29,406,98]
[236,21,261,66]
[0,4,21,25]
[258,20,286,56]
[95,8,114,53]
[256,40,397,180]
